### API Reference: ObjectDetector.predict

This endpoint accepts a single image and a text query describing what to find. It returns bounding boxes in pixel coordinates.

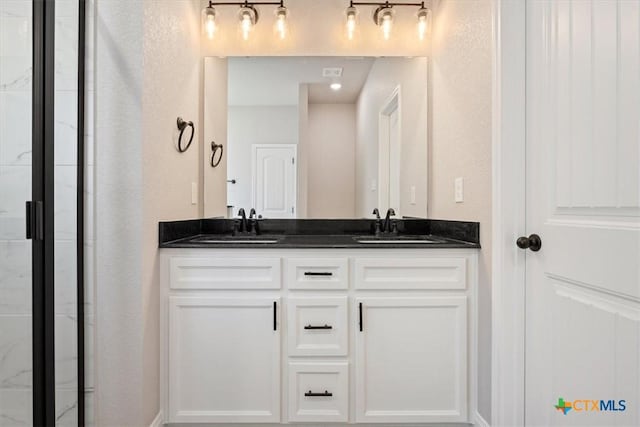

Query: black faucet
[236,208,249,233]
[384,208,396,233]
[372,208,383,235]
[249,208,260,235]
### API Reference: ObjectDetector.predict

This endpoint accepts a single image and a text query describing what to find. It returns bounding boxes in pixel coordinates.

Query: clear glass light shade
[417,7,431,40]
[275,6,288,39]
[202,7,217,40]
[239,7,257,40]
[375,7,394,40]
[345,6,358,40]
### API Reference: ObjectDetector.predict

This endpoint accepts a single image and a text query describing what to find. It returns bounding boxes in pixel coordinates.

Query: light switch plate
[455,177,464,203]
[371,179,377,192]
[191,182,198,205]
[410,186,416,205]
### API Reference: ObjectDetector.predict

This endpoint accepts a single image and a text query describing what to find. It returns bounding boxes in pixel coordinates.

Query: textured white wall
[94,0,144,424]
[227,105,299,216]
[430,0,493,421]
[94,0,202,425]
[307,103,356,218]
[355,58,429,218]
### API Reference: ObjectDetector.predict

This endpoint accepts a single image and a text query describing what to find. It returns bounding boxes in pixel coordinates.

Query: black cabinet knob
[516,234,542,252]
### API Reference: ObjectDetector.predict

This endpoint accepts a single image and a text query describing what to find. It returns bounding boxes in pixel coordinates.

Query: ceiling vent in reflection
[322,68,343,78]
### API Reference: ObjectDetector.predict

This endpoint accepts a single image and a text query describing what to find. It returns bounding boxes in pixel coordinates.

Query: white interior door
[389,108,401,214]
[252,144,297,218]
[525,1,640,426]
[378,88,401,213]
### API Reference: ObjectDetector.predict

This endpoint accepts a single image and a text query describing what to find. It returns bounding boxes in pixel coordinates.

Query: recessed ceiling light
[330,82,342,91]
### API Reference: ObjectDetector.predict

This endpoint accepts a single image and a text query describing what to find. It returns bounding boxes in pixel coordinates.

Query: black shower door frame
[31,0,86,425]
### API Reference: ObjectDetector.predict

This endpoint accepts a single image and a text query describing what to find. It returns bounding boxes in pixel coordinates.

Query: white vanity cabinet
[167,296,281,423]
[355,297,468,423]
[160,248,478,425]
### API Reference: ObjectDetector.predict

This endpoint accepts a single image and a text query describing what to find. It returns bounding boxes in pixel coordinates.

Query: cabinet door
[355,297,467,423]
[168,297,280,423]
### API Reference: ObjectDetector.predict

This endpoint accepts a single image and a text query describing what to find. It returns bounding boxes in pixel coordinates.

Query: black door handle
[304,324,332,330]
[516,234,542,252]
[305,390,332,397]
[304,271,333,276]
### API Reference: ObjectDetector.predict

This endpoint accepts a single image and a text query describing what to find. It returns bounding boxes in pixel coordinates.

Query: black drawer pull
[304,271,333,277]
[304,324,332,330]
[273,301,277,331]
[305,390,332,397]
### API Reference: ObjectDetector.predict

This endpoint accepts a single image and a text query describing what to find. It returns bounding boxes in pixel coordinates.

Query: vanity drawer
[288,362,349,423]
[287,297,348,356]
[169,257,281,289]
[354,257,467,290]
[286,258,348,289]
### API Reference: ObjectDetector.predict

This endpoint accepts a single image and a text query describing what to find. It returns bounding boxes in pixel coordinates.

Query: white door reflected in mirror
[251,144,297,219]
[204,56,428,219]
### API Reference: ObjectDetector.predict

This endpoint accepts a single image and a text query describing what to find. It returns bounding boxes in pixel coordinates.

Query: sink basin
[355,236,444,244]
[189,235,281,244]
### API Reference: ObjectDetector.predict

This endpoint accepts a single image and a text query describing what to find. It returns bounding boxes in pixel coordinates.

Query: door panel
[355,297,467,423]
[168,297,281,423]
[253,145,296,218]
[525,1,640,425]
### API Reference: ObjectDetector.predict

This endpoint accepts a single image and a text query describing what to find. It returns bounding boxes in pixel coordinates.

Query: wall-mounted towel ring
[210,141,224,167]
[176,117,194,153]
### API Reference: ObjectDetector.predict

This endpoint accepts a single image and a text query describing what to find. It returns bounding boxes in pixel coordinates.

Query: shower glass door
[0,0,84,425]
[0,1,36,424]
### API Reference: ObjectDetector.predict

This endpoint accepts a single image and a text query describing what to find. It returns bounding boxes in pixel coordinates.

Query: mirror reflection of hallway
[204,56,428,218]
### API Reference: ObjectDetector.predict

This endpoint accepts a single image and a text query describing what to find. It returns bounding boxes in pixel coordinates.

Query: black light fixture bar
[207,0,284,6]
[350,1,425,7]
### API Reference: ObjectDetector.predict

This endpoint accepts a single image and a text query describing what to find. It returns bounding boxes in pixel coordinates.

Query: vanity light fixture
[345,6,358,40]
[239,5,257,40]
[346,1,432,41]
[202,6,217,39]
[416,6,431,40]
[374,5,395,40]
[274,5,288,39]
[202,0,288,41]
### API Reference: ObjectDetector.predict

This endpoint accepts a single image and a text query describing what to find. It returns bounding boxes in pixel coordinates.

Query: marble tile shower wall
[0,0,95,425]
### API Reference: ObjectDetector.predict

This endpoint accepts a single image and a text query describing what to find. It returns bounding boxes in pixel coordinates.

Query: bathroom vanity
[159,218,479,425]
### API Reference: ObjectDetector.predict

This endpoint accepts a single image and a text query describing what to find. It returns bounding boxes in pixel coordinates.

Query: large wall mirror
[203,56,428,219]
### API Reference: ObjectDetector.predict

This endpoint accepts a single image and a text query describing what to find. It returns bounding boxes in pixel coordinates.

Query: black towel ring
[210,141,224,167]
[176,117,194,153]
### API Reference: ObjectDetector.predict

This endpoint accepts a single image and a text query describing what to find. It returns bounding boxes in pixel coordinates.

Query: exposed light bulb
[241,14,252,40]
[417,7,431,40]
[275,6,288,40]
[330,82,342,91]
[381,13,392,40]
[345,6,357,40]
[201,6,217,40]
[239,6,257,41]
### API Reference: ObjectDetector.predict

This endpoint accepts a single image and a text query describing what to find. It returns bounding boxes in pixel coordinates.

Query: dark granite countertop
[159,218,480,249]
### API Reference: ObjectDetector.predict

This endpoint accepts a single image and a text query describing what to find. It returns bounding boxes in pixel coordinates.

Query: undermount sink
[189,235,281,244]
[354,236,445,244]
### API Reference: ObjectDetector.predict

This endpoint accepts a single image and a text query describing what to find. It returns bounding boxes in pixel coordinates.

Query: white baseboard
[475,411,490,427]
[149,411,163,427]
